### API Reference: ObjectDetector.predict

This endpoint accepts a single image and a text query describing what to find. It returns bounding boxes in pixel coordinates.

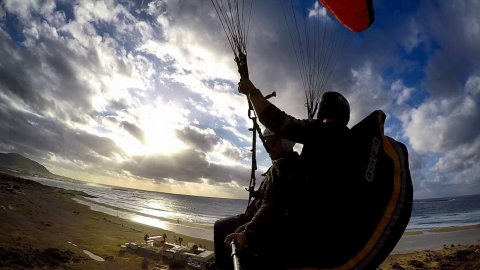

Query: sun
[142,103,188,154]
[116,102,188,156]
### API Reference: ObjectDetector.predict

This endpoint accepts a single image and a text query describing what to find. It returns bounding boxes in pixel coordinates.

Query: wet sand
[1,172,479,269]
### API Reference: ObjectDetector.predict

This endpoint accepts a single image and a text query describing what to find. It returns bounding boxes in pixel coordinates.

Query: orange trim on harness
[334,117,402,270]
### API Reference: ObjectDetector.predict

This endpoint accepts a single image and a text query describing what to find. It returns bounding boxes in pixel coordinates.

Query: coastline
[1,173,479,269]
[393,224,480,254]
[0,173,213,269]
[379,224,480,269]
[380,225,480,269]
[73,197,214,240]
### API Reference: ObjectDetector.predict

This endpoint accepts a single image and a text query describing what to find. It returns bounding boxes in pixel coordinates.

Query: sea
[28,177,480,241]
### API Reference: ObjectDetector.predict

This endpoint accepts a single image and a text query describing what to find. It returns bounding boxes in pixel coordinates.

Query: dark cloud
[176,125,247,162]
[221,147,244,162]
[176,126,219,152]
[122,149,248,184]
[414,173,480,199]
[442,113,480,149]
[0,29,51,112]
[402,85,480,153]
[0,27,98,124]
[120,121,145,143]
[0,99,125,165]
[418,1,480,98]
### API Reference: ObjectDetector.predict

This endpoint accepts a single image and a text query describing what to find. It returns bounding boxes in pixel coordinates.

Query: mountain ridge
[0,153,51,174]
[0,152,86,184]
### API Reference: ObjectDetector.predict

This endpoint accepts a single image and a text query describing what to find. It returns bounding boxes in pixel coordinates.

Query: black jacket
[240,151,301,248]
[259,106,413,269]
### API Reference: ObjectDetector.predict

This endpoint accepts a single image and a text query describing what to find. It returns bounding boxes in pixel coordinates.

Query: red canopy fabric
[319,0,375,32]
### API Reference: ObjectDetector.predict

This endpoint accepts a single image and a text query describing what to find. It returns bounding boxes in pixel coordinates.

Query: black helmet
[317,91,350,125]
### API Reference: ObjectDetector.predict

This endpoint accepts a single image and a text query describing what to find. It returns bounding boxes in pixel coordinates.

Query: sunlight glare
[141,103,188,154]
[116,102,188,156]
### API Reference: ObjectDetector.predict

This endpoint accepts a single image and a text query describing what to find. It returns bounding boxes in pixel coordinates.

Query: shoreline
[1,172,479,269]
[73,194,480,256]
[73,197,214,241]
[27,174,480,244]
[27,175,216,236]
[381,226,480,269]
[393,224,480,254]
[0,172,213,269]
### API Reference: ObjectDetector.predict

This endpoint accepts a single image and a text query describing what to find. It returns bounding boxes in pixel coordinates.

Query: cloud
[435,138,480,176]
[122,149,248,184]
[215,140,246,162]
[0,0,479,199]
[176,126,219,152]
[343,62,392,124]
[391,80,415,105]
[120,121,145,143]
[0,99,125,165]
[0,0,257,189]
[418,1,480,98]
[401,81,479,153]
[400,71,480,198]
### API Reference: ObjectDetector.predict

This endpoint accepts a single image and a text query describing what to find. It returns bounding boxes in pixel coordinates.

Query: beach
[1,173,479,269]
[380,226,480,269]
[0,173,213,269]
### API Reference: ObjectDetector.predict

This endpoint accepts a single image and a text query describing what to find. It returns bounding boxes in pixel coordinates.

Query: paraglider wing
[319,0,374,32]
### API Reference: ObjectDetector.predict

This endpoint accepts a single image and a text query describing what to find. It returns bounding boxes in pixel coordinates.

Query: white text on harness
[366,137,381,182]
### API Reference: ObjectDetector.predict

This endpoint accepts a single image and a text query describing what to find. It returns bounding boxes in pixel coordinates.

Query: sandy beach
[380,225,480,269]
[0,172,213,269]
[1,173,479,269]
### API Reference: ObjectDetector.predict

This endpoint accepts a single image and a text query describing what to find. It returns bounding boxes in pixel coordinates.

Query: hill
[0,153,51,175]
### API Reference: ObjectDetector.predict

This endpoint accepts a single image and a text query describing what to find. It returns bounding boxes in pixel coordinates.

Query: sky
[0,0,479,200]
